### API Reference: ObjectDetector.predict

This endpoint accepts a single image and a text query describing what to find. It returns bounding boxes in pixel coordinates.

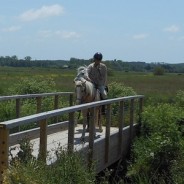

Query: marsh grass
[1,67,184,98]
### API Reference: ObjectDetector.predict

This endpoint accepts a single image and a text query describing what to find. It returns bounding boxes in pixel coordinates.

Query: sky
[0,0,184,64]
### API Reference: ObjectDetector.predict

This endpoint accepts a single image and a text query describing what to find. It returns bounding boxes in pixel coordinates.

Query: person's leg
[98,86,107,115]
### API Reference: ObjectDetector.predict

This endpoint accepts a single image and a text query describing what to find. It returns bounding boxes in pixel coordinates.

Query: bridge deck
[10,124,119,165]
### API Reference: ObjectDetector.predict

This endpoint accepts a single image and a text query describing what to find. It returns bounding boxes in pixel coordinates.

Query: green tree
[153,66,164,75]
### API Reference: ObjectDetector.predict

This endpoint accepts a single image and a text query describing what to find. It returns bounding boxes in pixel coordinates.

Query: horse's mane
[77,66,87,74]
[76,65,89,80]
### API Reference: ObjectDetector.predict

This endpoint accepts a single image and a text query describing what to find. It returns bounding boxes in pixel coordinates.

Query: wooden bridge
[0,92,144,183]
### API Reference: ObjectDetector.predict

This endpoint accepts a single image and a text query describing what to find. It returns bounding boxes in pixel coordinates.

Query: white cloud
[1,26,21,32]
[38,30,80,39]
[19,4,64,21]
[132,33,148,40]
[163,25,180,33]
[55,31,80,39]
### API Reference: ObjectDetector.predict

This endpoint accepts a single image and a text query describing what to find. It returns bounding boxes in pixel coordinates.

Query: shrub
[108,82,136,99]
[9,76,56,95]
[4,139,96,184]
[127,104,184,183]
[176,90,184,108]
[107,82,137,126]
[153,66,164,75]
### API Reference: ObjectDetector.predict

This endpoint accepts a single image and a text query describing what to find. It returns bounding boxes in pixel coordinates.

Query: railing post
[39,119,47,162]
[15,98,21,132]
[0,127,9,184]
[105,104,111,163]
[138,97,144,124]
[88,107,95,169]
[129,99,134,143]
[36,97,42,113]
[69,94,73,106]
[118,101,125,156]
[54,95,59,123]
[68,112,75,152]
[16,98,20,118]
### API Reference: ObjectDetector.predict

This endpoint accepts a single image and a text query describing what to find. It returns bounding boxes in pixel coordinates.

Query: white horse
[74,66,103,141]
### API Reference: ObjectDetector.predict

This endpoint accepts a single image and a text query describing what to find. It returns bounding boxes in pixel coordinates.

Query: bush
[153,66,164,75]
[0,77,61,126]
[108,82,136,99]
[176,90,184,108]
[9,76,56,95]
[107,82,137,126]
[126,104,184,183]
[4,139,96,184]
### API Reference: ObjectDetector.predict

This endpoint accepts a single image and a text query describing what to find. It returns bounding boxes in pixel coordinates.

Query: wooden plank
[118,101,125,155]
[9,124,138,174]
[0,128,9,184]
[88,107,96,168]
[36,97,42,113]
[54,95,59,123]
[1,95,144,129]
[68,112,75,152]
[105,104,111,163]
[138,97,144,124]
[129,99,134,143]
[9,121,69,146]
[39,119,47,162]
[0,92,74,102]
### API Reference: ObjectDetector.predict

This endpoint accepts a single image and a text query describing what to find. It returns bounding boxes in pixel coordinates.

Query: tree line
[0,55,184,73]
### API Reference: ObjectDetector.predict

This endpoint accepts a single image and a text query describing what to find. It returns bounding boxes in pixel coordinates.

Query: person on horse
[85,52,108,113]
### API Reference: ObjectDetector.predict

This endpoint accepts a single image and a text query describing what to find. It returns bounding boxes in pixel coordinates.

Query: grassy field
[0,66,184,101]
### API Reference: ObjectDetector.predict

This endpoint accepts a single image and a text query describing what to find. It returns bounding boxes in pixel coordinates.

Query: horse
[74,66,103,141]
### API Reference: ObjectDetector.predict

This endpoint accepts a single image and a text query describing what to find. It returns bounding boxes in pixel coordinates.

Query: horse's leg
[86,111,90,132]
[81,110,87,141]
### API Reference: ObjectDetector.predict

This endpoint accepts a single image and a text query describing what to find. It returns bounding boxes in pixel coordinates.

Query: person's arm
[85,65,92,82]
[104,65,107,86]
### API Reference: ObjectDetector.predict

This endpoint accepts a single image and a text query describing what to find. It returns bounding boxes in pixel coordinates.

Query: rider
[86,52,108,100]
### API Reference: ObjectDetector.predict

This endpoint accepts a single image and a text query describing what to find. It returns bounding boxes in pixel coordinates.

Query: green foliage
[9,76,56,95]
[127,104,184,183]
[0,77,58,122]
[107,82,137,127]
[0,101,16,121]
[153,66,164,75]
[4,139,95,184]
[176,90,184,107]
[108,82,136,99]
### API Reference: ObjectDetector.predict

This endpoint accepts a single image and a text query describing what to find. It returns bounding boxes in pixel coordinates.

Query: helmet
[93,52,103,61]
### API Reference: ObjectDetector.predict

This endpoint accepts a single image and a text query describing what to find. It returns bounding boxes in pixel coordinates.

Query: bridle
[75,79,87,104]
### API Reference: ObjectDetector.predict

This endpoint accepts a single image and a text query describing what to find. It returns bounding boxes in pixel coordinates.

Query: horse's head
[74,80,86,105]
[74,66,88,82]
[74,66,94,104]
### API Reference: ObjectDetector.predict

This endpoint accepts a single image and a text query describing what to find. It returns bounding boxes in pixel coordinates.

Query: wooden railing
[0,95,144,183]
[0,92,74,132]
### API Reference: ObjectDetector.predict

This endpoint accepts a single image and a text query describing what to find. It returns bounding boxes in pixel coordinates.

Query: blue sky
[0,0,184,63]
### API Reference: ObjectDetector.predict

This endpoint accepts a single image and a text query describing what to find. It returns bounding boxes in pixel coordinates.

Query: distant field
[0,66,184,101]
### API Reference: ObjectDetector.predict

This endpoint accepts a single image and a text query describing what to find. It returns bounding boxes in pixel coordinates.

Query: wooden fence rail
[0,92,74,131]
[0,95,144,183]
